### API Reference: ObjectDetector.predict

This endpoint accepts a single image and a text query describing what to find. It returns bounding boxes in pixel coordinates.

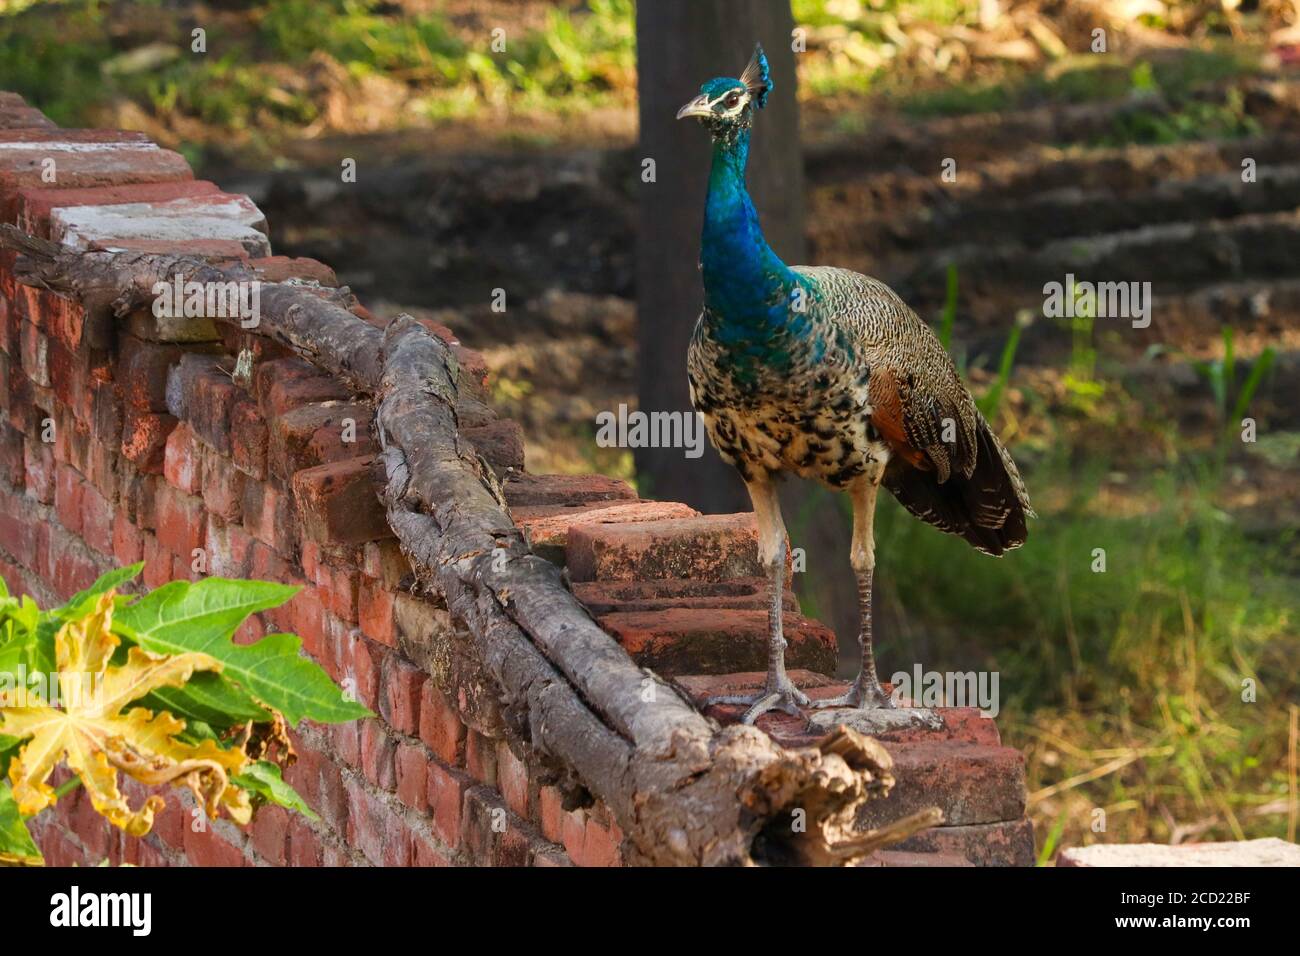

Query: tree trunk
[634,0,805,512]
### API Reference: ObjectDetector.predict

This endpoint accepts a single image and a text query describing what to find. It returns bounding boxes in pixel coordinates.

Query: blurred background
[2,0,1297,857]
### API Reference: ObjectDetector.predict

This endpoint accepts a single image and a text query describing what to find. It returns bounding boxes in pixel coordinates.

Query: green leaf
[141,672,273,728]
[0,735,20,780]
[115,578,369,725]
[0,782,41,866]
[232,761,319,821]
[50,562,143,624]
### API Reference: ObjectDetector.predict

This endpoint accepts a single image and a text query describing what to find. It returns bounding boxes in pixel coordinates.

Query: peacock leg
[812,472,896,710]
[703,475,809,723]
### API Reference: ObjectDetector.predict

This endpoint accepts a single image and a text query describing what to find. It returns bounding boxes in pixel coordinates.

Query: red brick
[162,421,202,494]
[496,742,530,819]
[200,449,245,522]
[112,513,144,566]
[141,533,170,589]
[255,358,348,418]
[121,408,176,473]
[184,824,246,867]
[81,482,113,556]
[571,577,796,614]
[269,401,374,481]
[348,636,382,713]
[248,256,338,286]
[412,833,451,867]
[116,334,183,412]
[575,816,622,868]
[502,472,636,508]
[362,539,410,588]
[155,483,206,558]
[395,742,430,812]
[291,456,390,546]
[381,656,424,735]
[23,438,54,503]
[598,608,837,677]
[418,682,466,766]
[567,513,769,583]
[54,464,84,534]
[241,479,297,556]
[321,563,358,623]
[358,576,396,646]
[858,741,1026,830]
[538,786,566,845]
[426,763,470,848]
[465,730,497,787]
[229,400,267,479]
[287,816,323,868]
[205,514,254,578]
[463,419,524,472]
[250,805,289,867]
[515,500,698,564]
[167,354,240,454]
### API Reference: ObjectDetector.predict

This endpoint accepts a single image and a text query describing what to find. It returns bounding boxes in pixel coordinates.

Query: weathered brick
[241,479,297,557]
[116,334,183,412]
[496,742,531,820]
[358,576,397,648]
[255,358,348,418]
[269,401,374,481]
[287,816,324,868]
[381,655,424,735]
[291,456,390,546]
[250,805,289,867]
[229,399,268,479]
[426,763,471,848]
[162,421,202,494]
[567,513,768,583]
[155,483,206,558]
[112,513,144,566]
[502,472,636,508]
[183,822,246,867]
[465,730,497,787]
[855,741,1026,830]
[463,419,524,473]
[23,438,54,503]
[418,682,467,766]
[597,608,837,676]
[54,464,85,534]
[395,742,430,813]
[362,539,410,588]
[200,447,245,522]
[121,408,176,473]
[81,481,113,556]
[515,500,698,565]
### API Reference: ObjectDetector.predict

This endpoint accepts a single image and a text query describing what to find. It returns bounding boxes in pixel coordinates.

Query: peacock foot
[810,677,897,710]
[704,678,811,724]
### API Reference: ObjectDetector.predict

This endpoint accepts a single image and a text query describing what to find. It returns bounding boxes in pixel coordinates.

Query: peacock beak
[676,94,713,120]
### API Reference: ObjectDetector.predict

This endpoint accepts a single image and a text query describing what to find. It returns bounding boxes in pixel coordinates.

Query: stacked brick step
[510,477,1034,867]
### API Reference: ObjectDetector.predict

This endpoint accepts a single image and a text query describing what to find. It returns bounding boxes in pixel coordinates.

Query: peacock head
[676,43,772,142]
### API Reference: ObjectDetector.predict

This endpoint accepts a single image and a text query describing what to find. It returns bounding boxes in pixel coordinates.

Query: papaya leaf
[0,782,41,866]
[232,761,319,821]
[141,672,273,729]
[49,563,143,624]
[115,578,369,725]
[0,592,253,833]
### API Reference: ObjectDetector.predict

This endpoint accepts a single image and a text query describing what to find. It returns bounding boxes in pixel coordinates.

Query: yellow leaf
[0,592,252,834]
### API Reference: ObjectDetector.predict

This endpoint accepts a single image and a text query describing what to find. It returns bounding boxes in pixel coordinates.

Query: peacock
[677,44,1034,723]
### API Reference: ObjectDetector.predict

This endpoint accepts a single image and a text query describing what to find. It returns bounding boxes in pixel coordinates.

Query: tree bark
[634,0,806,512]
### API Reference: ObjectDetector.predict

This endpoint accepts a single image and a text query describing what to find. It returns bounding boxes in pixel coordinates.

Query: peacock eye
[724,92,742,108]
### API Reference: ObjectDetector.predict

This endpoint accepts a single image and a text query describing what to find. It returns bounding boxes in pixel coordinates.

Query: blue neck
[700,129,799,327]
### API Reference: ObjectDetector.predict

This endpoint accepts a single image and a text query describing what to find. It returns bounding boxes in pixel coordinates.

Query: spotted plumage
[679,45,1034,723]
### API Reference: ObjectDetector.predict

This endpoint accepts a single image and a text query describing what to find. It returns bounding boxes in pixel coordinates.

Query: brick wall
[0,92,1032,867]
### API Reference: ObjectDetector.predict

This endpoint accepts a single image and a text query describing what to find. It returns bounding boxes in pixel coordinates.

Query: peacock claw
[810,678,896,710]
[704,681,810,724]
